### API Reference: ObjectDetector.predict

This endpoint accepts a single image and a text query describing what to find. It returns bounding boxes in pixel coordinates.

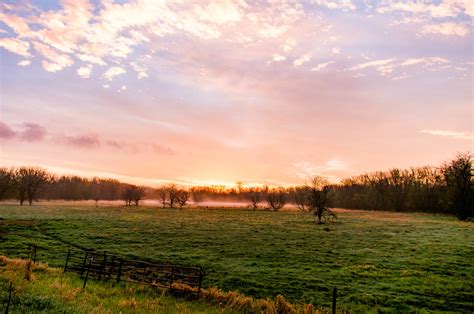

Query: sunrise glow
[0,0,472,186]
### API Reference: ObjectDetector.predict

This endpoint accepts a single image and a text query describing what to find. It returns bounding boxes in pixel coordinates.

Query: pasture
[0,204,473,312]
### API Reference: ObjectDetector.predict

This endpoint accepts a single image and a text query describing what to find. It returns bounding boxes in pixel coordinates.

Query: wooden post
[169,266,174,290]
[116,258,123,283]
[197,268,203,299]
[332,287,337,314]
[5,281,12,314]
[98,252,107,280]
[107,255,116,281]
[83,257,92,289]
[32,245,37,264]
[80,251,88,276]
[64,250,71,273]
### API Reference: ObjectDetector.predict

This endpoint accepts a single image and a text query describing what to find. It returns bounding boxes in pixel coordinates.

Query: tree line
[332,153,472,220]
[0,153,472,220]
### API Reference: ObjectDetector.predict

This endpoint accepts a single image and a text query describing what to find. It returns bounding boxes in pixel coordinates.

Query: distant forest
[0,153,472,220]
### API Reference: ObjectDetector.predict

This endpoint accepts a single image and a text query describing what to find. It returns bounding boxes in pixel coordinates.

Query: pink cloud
[151,143,175,155]
[0,121,46,142]
[106,140,121,149]
[0,121,16,139]
[19,123,47,142]
[62,134,100,148]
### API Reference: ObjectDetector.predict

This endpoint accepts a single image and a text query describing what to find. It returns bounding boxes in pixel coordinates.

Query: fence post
[142,266,147,283]
[116,258,123,283]
[197,268,203,299]
[5,281,12,314]
[98,252,107,280]
[63,250,71,273]
[332,287,337,314]
[169,266,175,290]
[80,251,88,276]
[107,255,116,280]
[83,256,92,289]
[32,245,37,264]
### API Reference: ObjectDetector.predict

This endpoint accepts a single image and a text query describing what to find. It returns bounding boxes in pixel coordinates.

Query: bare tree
[157,187,168,208]
[0,168,15,201]
[265,187,287,211]
[14,167,50,205]
[247,187,262,210]
[441,152,473,220]
[191,187,205,206]
[293,186,311,212]
[307,176,335,224]
[176,189,190,209]
[167,184,178,208]
[410,166,443,212]
[90,178,101,206]
[386,168,413,212]
[122,184,134,206]
[132,186,147,206]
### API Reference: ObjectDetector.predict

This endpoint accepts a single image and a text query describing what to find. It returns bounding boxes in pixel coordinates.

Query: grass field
[0,256,230,314]
[1,204,473,312]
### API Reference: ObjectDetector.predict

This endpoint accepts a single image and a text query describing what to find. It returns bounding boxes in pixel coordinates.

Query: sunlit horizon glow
[0,0,472,187]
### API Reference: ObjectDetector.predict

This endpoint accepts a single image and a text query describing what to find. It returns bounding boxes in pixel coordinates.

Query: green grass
[1,204,473,312]
[0,256,236,313]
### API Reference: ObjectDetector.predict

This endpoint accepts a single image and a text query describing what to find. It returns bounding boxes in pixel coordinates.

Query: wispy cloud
[420,129,474,140]
[0,0,305,82]
[17,59,31,66]
[377,0,473,18]
[61,134,101,148]
[400,57,449,66]
[130,62,148,79]
[345,56,452,78]
[312,0,355,11]
[77,65,93,79]
[33,41,74,72]
[376,0,472,37]
[0,38,31,57]
[295,158,350,180]
[293,53,312,66]
[271,54,287,62]
[346,58,396,71]
[103,66,126,81]
[421,22,470,36]
[312,61,335,71]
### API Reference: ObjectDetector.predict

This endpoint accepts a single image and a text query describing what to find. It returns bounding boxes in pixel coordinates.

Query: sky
[0,0,472,187]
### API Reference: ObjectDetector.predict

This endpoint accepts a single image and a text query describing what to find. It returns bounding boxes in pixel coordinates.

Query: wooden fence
[30,245,204,298]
